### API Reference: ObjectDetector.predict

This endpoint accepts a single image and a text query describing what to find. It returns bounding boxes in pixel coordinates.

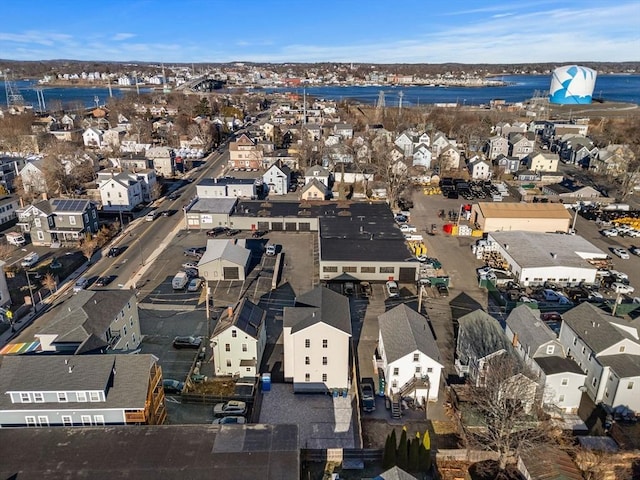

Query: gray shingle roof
[561,303,637,353]
[458,310,513,359]
[198,239,250,268]
[378,304,442,365]
[535,356,585,376]
[284,286,352,335]
[505,304,557,356]
[598,354,640,378]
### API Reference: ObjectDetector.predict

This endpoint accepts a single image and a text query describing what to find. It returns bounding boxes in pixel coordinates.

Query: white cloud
[113,33,136,41]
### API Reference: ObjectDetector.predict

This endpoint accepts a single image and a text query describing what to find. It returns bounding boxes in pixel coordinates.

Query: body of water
[263,74,640,107]
[1,74,638,109]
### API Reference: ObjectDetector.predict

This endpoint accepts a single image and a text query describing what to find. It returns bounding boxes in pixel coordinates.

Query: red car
[541,312,562,322]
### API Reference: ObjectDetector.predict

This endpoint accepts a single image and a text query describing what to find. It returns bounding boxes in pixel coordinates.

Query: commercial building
[470,202,572,233]
[197,239,251,281]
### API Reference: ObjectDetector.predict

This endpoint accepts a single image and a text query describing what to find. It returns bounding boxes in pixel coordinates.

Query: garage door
[398,267,416,283]
[271,222,283,231]
[299,223,311,231]
[285,222,297,231]
[257,221,269,230]
[223,267,240,280]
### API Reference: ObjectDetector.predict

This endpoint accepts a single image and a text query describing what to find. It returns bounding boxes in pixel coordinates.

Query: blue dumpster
[261,373,271,392]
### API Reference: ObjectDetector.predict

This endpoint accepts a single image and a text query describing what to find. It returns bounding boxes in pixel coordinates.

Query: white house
[283,286,352,393]
[468,156,492,180]
[394,132,415,158]
[19,160,47,193]
[558,302,640,413]
[82,127,104,148]
[304,165,331,187]
[535,356,587,414]
[97,172,144,211]
[211,299,267,377]
[412,144,432,169]
[378,304,443,403]
[263,161,291,196]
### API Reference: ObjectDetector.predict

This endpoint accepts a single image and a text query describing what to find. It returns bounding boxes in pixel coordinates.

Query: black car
[226,229,241,236]
[95,275,115,287]
[163,379,185,394]
[207,227,228,237]
[172,336,202,349]
[436,284,449,297]
[252,230,267,238]
[107,247,122,257]
[168,192,179,200]
[184,247,205,258]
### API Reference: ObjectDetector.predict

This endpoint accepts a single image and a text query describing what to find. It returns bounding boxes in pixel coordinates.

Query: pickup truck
[361,382,376,412]
[6,232,26,247]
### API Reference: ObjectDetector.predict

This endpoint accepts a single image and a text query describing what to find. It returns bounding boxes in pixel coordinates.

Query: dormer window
[20,393,31,403]
[57,392,68,402]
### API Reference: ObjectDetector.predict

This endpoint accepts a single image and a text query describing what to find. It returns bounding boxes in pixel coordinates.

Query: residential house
[229,133,263,170]
[263,161,291,196]
[283,286,352,393]
[504,305,585,412]
[17,198,99,246]
[145,146,175,177]
[592,144,634,173]
[375,467,418,480]
[542,182,602,202]
[333,123,353,139]
[332,163,375,184]
[97,172,144,211]
[35,290,141,354]
[82,127,104,148]
[412,144,432,168]
[211,298,267,377]
[304,164,331,187]
[19,160,47,193]
[103,127,127,149]
[378,304,443,403]
[508,132,535,159]
[558,302,640,412]
[493,154,520,175]
[431,132,452,158]
[261,121,275,141]
[485,135,509,160]
[558,135,597,165]
[0,156,27,191]
[527,152,559,172]
[0,354,166,427]
[304,124,322,142]
[439,145,462,171]
[197,239,250,281]
[300,178,328,201]
[394,132,415,158]
[496,121,528,137]
[0,195,19,229]
[467,156,491,180]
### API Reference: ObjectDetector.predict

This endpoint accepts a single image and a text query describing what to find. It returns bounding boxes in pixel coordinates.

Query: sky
[1,0,639,64]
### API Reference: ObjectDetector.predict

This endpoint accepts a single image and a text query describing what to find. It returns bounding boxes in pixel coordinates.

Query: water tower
[549,65,597,104]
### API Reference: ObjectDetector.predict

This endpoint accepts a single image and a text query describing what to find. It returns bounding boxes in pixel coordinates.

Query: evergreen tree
[408,435,420,472]
[418,429,432,472]
[382,430,397,469]
[397,428,409,471]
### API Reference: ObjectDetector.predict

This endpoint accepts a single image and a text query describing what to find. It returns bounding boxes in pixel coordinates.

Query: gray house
[0,354,167,427]
[17,198,99,246]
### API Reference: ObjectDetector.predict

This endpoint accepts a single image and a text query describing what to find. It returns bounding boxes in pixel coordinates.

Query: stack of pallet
[482,251,509,270]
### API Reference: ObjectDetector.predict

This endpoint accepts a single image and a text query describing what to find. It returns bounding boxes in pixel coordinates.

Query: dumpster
[261,373,271,392]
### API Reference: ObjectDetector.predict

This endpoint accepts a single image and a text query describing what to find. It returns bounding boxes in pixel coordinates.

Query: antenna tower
[3,72,25,109]
[376,90,386,109]
[398,91,404,114]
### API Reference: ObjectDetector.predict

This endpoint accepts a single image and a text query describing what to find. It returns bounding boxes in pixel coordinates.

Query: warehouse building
[486,231,607,287]
[471,202,572,233]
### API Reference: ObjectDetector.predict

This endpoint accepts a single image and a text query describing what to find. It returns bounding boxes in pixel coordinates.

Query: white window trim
[89,391,101,402]
[25,416,37,427]
[61,416,73,426]
[76,392,87,402]
[20,392,31,403]
[57,392,68,403]
[93,415,105,425]
[33,392,44,403]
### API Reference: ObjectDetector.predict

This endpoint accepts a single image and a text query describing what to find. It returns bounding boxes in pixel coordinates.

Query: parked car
[145,210,159,221]
[385,280,399,298]
[95,275,115,287]
[361,382,376,412]
[226,229,241,236]
[168,192,179,200]
[172,336,202,349]
[73,277,89,293]
[265,244,277,256]
[184,247,205,259]
[540,311,562,322]
[213,400,247,416]
[611,282,635,295]
[207,227,228,237]
[630,246,640,256]
[162,379,185,394]
[185,268,199,278]
[182,262,199,270]
[252,230,267,238]
[212,416,246,425]
[399,224,417,233]
[187,277,203,292]
[108,246,123,257]
[601,229,618,237]
[394,214,408,223]
[20,252,39,268]
[436,284,449,297]
[612,248,630,259]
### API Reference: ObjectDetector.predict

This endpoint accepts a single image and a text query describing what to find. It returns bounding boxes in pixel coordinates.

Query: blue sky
[1,0,638,63]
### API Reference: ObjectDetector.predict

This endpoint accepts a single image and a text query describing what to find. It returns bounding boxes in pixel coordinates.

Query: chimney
[64,359,68,365]
[41,192,48,201]
[19,197,24,208]
[227,306,233,318]
[68,366,74,374]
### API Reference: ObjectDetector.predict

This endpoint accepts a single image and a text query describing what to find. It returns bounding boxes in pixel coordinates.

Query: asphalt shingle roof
[505,304,557,356]
[535,356,585,376]
[284,286,352,336]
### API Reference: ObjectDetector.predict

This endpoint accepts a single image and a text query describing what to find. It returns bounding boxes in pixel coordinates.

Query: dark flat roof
[0,424,299,480]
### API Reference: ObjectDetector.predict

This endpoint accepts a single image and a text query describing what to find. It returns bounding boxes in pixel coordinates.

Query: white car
[385,280,399,298]
[21,252,40,268]
[611,282,634,295]
[601,229,618,237]
[612,248,630,259]
[265,244,277,256]
[187,277,203,292]
[399,224,417,233]
[73,277,89,292]
[630,246,640,256]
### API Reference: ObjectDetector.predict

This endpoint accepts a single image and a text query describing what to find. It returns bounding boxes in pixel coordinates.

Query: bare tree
[0,243,13,261]
[42,272,57,294]
[463,355,551,474]
[80,238,98,264]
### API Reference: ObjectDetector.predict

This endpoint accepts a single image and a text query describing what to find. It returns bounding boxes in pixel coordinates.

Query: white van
[172,271,189,290]
[6,232,26,247]
[146,210,159,221]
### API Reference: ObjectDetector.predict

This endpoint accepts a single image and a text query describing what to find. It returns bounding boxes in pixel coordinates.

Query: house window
[33,392,44,403]
[132,333,136,344]
[393,368,399,376]
[427,367,433,373]
[232,330,237,338]
[558,395,565,402]
[619,346,626,353]
[305,373,310,382]
[37,231,44,241]
[581,347,585,354]
[592,378,597,387]
[323,339,328,348]
[20,392,31,403]
[225,344,230,352]
[77,392,87,402]
[226,360,232,367]
[380,267,394,274]
[93,415,105,425]
[415,366,421,374]
[628,382,634,390]
[123,326,127,336]
[322,373,327,382]
[37,416,49,427]
[322,357,327,365]
[242,344,247,352]
[305,357,310,365]
[34,218,41,227]
[305,339,310,348]
[58,392,68,402]
[25,416,37,427]
[413,353,420,362]
[81,415,92,426]
[391,381,397,388]
[546,345,555,355]
[561,378,568,386]
[573,337,577,346]
[89,392,101,402]
[69,216,76,225]
[130,316,133,326]
[62,416,73,426]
